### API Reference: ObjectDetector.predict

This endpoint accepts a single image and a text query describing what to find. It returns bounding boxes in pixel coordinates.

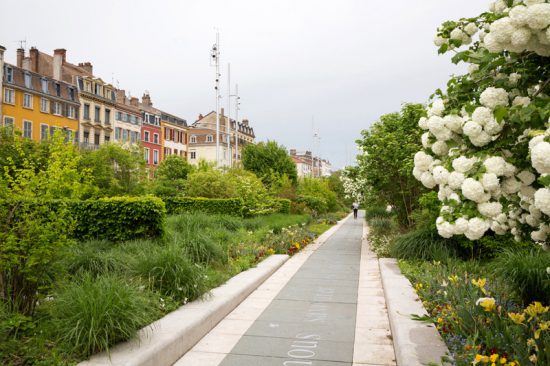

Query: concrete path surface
[174,212,396,366]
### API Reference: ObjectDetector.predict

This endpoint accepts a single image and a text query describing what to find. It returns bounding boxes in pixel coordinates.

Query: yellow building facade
[2,63,79,141]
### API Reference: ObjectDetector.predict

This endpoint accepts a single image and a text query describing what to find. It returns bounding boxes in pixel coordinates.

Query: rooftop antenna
[18,38,27,49]
[210,29,221,166]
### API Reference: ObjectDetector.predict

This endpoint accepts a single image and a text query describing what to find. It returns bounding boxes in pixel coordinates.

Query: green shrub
[365,206,393,220]
[164,197,244,216]
[390,227,459,262]
[131,245,207,303]
[215,215,243,231]
[276,198,291,214]
[184,170,237,198]
[49,274,157,357]
[71,196,166,241]
[64,240,127,278]
[491,248,550,305]
[296,195,328,215]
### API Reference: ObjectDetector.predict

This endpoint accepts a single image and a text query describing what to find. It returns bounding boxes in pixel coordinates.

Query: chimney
[22,57,31,71]
[53,49,66,80]
[78,62,93,75]
[130,97,139,107]
[116,89,126,104]
[242,118,249,126]
[29,47,39,72]
[198,113,203,120]
[16,48,24,68]
[220,108,225,117]
[142,93,152,107]
[289,149,296,156]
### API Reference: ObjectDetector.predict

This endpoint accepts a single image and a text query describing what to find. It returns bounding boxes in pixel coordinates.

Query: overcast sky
[0,0,488,169]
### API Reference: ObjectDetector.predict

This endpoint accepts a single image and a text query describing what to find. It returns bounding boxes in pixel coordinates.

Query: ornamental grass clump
[49,274,157,358]
[365,206,393,220]
[131,244,208,303]
[64,240,127,278]
[491,248,550,305]
[390,227,459,262]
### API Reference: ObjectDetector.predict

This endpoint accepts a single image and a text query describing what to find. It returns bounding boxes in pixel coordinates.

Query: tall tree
[356,104,427,227]
[242,141,297,186]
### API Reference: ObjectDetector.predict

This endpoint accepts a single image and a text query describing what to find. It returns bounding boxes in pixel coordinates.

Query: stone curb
[379,258,450,366]
[78,254,289,366]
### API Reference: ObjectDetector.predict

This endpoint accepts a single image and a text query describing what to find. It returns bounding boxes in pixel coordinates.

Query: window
[40,98,49,113]
[206,135,213,143]
[115,128,121,140]
[164,147,171,156]
[131,131,138,143]
[41,124,50,140]
[94,83,101,96]
[53,102,62,115]
[23,94,33,109]
[190,151,196,159]
[41,79,48,94]
[94,106,101,122]
[24,73,32,89]
[55,83,60,97]
[122,129,128,141]
[4,116,14,128]
[144,131,150,142]
[190,135,196,143]
[5,66,13,83]
[83,131,89,143]
[144,148,150,163]
[68,105,75,119]
[153,150,159,165]
[83,104,90,119]
[23,121,32,139]
[4,88,14,104]
[49,126,56,138]
[153,133,159,144]
[104,135,110,142]
[105,109,111,124]
[68,88,75,101]
[164,127,169,140]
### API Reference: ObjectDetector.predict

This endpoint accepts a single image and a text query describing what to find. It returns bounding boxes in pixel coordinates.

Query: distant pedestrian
[352,202,359,219]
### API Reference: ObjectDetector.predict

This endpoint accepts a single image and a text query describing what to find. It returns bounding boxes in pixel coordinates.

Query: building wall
[142,123,162,168]
[161,122,187,158]
[187,144,231,166]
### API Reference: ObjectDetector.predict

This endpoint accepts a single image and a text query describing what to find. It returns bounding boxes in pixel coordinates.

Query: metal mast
[211,31,221,166]
[227,63,231,166]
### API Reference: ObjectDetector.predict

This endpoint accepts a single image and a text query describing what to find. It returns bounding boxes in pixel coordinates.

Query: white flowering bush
[415,0,550,245]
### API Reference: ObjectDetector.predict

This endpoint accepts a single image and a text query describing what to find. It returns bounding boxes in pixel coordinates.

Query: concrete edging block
[379,258,450,366]
[78,254,289,366]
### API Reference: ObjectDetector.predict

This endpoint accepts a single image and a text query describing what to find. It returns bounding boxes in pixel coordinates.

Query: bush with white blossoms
[416,0,550,244]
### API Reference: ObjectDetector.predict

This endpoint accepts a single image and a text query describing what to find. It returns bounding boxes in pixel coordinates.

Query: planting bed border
[379,257,450,366]
[78,255,289,366]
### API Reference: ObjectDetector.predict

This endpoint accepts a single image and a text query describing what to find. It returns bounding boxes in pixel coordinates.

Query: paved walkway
[174,213,396,366]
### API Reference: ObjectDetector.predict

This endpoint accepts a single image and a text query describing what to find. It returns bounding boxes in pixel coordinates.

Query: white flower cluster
[340,168,367,202]
[484,1,550,56]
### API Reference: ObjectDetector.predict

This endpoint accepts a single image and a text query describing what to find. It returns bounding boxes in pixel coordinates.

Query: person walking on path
[352,201,359,219]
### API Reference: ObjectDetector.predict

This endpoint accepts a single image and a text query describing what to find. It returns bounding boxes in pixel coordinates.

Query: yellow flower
[415,283,424,291]
[499,357,507,364]
[474,354,483,364]
[476,297,496,312]
[472,278,487,294]
[508,312,526,325]
[448,274,459,284]
[267,248,275,255]
[527,338,536,347]
[525,301,549,320]
[490,354,499,363]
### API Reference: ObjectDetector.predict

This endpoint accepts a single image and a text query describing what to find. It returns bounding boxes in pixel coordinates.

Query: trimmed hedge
[0,196,166,242]
[71,196,166,241]
[163,197,244,216]
[276,198,291,214]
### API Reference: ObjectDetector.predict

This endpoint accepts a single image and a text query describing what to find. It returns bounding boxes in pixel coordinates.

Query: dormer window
[55,83,61,97]
[5,66,13,83]
[206,135,213,143]
[24,73,32,89]
[41,78,48,94]
[190,135,197,143]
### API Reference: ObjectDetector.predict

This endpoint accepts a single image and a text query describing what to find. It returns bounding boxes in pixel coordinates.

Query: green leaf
[494,106,508,123]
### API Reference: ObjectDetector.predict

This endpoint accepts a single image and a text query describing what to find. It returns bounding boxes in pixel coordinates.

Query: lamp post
[210,31,221,166]
[230,84,240,166]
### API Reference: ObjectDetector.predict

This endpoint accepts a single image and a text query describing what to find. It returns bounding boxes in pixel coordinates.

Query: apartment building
[1,47,79,141]
[188,109,255,166]
[114,89,141,146]
[139,93,162,168]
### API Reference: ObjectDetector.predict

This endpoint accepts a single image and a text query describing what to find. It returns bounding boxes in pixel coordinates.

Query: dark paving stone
[230,335,354,363]
[245,320,356,342]
[219,214,364,366]
[220,354,351,366]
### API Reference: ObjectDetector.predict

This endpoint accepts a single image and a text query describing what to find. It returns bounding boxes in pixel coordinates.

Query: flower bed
[400,259,550,365]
